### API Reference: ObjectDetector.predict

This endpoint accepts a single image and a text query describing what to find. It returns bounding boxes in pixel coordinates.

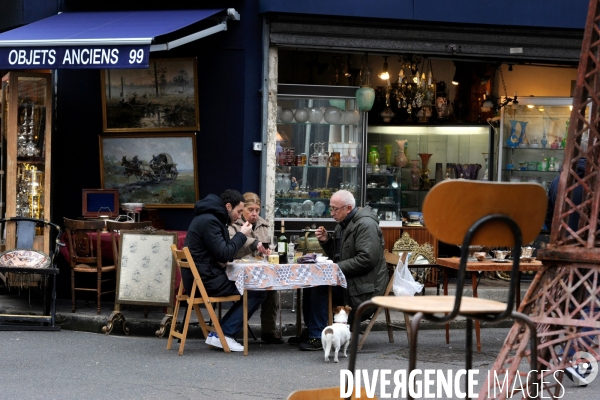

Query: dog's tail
[323,327,334,349]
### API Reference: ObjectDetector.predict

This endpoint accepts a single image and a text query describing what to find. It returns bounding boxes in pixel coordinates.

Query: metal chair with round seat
[347,180,547,399]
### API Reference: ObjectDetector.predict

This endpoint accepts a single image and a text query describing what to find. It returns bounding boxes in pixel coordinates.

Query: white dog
[321,305,352,363]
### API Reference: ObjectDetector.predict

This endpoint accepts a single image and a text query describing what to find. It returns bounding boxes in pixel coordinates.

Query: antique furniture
[348,180,546,400]
[273,84,364,225]
[436,257,542,353]
[0,217,62,330]
[101,220,155,335]
[167,245,241,355]
[63,217,115,314]
[1,72,53,256]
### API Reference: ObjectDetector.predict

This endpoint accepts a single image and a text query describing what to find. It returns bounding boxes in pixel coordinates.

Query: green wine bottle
[278,221,289,263]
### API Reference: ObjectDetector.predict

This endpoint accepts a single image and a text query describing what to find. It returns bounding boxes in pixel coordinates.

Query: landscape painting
[101,58,199,132]
[100,134,198,208]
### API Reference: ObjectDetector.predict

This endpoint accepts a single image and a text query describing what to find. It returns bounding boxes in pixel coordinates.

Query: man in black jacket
[290,190,388,351]
[182,189,267,352]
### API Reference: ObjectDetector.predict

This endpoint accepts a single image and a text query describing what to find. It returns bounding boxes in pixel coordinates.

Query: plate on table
[520,257,536,263]
[493,259,510,263]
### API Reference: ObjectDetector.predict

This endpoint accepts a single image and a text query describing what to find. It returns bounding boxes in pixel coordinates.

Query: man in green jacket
[292,190,388,351]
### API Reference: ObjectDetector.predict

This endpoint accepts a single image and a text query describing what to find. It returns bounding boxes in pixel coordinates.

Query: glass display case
[497,97,589,188]
[367,125,490,219]
[275,84,364,221]
[1,72,53,253]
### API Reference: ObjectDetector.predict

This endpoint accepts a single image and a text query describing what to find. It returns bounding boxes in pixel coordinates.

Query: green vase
[356,85,375,112]
[368,146,379,166]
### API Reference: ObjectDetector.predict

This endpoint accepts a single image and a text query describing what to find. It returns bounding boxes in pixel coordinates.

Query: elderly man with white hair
[290,190,388,351]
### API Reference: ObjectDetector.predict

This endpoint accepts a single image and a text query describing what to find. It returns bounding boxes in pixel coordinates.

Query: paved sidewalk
[0,275,532,339]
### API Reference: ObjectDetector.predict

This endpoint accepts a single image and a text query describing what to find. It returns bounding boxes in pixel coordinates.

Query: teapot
[296,225,324,252]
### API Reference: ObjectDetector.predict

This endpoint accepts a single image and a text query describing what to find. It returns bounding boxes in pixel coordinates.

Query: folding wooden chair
[167,245,241,355]
[357,250,410,350]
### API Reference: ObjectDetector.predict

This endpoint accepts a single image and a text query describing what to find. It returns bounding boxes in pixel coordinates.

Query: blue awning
[0,9,240,69]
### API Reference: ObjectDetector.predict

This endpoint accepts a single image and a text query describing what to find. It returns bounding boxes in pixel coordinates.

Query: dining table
[436,257,542,353]
[226,259,347,356]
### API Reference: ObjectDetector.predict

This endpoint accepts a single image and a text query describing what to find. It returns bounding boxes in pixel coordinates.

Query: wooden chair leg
[407,312,424,400]
[177,300,196,356]
[404,313,411,343]
[204,302,231,353]
[71,269,76,312]
[384,308,394,343]
[96,271,102,314]
[357,306,382,350]
[166,297,182,350]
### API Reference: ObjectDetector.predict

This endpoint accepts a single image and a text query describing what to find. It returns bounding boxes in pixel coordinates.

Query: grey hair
[332,190,356,208]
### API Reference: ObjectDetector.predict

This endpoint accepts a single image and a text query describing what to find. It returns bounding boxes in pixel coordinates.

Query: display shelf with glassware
[367,125,490,219]
[1,71,53,253]
[497,97,590,189]
[275,84,364,223]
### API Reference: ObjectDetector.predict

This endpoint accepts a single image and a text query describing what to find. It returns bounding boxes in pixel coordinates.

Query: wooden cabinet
[1,71,52,253]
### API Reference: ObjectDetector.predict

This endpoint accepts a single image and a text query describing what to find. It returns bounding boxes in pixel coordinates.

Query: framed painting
[101,58,199,132]
[115,230,178,307]
[99,133,198,208]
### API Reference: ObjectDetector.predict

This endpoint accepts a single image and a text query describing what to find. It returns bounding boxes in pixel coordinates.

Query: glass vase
[384,144,393,165]
[410,160,420,189]
[518,121,529,146]
[418,153,433,190]
[506,120,519,148]
[394,140,408,167]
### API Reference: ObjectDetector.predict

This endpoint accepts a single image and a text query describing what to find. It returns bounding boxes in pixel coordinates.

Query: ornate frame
[101,58,199,132]
[99,133,198,208]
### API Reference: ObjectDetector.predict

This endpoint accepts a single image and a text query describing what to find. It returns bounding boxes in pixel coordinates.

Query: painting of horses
[101,58,199,132]
[99,134,198,208]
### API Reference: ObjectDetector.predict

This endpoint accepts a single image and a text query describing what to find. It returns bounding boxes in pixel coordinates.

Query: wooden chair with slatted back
[348,180,547,399]
[64,217,116,314]
[167,245,242,355]
[286,386,378,400]
[357,250,410,350]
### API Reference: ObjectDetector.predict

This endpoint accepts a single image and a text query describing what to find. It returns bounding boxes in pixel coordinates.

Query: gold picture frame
[99,133,198,208]
[101,58,199,132]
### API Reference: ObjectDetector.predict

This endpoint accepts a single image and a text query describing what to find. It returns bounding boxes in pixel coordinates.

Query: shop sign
[0,45,149,69]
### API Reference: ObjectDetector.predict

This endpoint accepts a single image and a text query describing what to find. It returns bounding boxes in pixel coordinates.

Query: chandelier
[378,54,436,122]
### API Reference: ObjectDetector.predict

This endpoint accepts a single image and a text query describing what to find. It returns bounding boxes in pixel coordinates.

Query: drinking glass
[259,236,270,263]
[269,236,278,254]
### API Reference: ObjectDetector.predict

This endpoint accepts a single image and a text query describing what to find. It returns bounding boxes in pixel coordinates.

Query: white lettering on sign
[8,49,56,65]
[62,48,119,65]
[510,47,524,54]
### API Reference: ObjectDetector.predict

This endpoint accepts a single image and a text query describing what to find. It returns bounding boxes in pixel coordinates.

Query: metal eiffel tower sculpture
[481,1,600,398]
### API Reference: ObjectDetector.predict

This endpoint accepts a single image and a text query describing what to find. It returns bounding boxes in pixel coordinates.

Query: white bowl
[316,256,328,263]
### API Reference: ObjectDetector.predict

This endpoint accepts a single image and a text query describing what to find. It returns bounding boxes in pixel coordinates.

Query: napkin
[296,254,317,263]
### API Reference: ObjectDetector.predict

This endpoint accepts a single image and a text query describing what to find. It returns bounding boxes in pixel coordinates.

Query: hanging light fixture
[451,69,459,86]
[378,56,389,80]
[356,53,375,112]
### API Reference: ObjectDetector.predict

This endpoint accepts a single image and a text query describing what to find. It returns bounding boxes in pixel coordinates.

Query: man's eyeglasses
[330,204,349,214]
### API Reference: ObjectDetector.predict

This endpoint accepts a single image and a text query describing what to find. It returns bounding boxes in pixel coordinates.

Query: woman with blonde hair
[228,192,283,344]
